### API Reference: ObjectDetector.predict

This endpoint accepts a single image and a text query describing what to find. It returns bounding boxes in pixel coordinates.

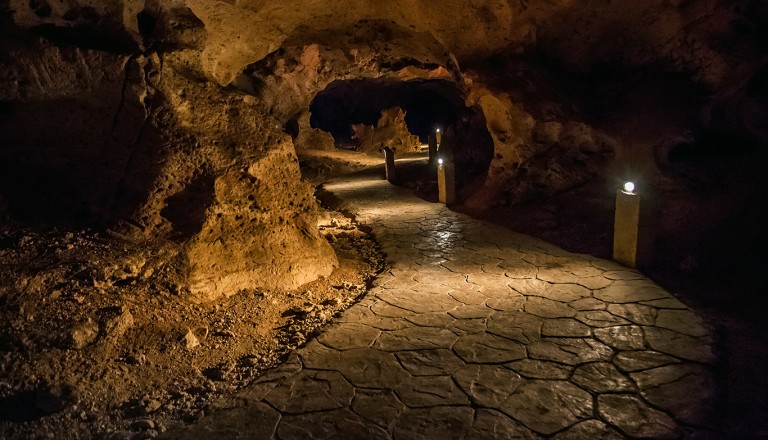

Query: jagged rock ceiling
[1,0,767,299]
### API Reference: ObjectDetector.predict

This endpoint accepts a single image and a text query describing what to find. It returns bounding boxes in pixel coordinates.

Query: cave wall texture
[1,0,767,300]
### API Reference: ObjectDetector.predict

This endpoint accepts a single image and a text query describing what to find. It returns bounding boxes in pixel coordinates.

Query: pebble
[142,400,161,414]
[183,330,200,350]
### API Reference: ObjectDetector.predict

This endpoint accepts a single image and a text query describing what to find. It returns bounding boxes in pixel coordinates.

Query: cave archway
[310,78,463,143]
[306,78,494,180]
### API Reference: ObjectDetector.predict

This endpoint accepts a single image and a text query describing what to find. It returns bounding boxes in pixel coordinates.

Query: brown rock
[69,318,99,350]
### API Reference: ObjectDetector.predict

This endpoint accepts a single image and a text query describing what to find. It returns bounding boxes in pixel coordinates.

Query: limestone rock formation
[0,3,338,301]
[352,107,422,154]
[292,113,336,152]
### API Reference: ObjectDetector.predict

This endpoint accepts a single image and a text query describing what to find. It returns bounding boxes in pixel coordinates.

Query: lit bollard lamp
[383,146,396,183]
[437,158,456,206]
[613,181,640,267]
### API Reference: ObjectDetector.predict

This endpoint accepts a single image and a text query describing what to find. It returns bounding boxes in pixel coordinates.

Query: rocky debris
[0,212,384,439]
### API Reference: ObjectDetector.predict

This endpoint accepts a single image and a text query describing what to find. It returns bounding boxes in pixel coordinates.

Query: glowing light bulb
[438,158,444,165]
[623,182,635,194]
[436,128,440,133]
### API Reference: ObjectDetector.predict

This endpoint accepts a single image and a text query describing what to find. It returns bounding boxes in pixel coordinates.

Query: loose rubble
[0,210,383,439]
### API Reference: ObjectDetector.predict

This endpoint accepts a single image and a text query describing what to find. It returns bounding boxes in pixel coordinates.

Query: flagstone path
[166,169,717,439]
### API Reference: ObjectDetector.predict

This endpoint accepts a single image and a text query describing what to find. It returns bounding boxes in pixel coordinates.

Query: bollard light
[614,181,640,267]
[437,158,455,205]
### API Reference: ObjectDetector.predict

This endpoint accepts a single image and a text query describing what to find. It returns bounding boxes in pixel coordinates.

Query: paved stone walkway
[168,170,717,439]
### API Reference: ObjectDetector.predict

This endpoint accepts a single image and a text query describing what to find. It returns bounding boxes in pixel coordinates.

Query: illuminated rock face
[352,107,422,154]
[1,0,766,297]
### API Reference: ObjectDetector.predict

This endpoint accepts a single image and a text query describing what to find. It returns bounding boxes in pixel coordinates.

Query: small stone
[101,306,134,343]
[193,326,209,340]
[143,400,161,414]
[69,318,99,350]
[284,305,313,316]
[183,330,200,350]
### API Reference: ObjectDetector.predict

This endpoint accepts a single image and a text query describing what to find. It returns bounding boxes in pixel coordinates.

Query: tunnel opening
[309,78,463,144]
[305,78,495,194]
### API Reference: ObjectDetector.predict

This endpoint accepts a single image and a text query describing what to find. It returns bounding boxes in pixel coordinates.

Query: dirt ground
[0,205,384,439]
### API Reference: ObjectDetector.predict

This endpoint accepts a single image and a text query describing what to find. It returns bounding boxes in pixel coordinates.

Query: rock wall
[292,112,336,152]
[0,6,338,302]
[152,53,338,301]
[464,74,617,206]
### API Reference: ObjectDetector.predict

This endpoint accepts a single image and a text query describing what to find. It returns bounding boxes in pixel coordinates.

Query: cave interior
[1,0,768,438]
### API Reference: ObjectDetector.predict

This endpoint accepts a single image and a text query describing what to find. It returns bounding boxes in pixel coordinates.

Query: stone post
[428,134,437,164]
[438,159,456,206]
[383,147,396,183]
[613,184,640,268]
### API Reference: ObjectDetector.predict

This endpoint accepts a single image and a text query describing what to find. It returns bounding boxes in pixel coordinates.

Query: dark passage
[309,78,464,143]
